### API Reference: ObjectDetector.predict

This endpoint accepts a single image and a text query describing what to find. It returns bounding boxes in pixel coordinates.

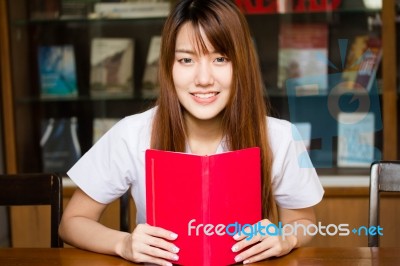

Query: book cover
[90,38,134,98]
[38,45,78,98]
[277,23,328,93]
[146,147,261,266]
[337,112,375,168]
[40,117,81,173]
[92,118,119,144]
[142,36,161,99]
[341,35,382,92]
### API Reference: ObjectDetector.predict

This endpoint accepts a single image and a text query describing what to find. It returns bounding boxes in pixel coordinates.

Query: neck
[184,112,224,155]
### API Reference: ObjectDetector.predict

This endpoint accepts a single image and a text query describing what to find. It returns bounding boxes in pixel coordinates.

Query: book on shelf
[337,112,375,168]
[60,0,100,19]
[277,23,328,94]
[362,0,382,9]
[90,38,134,98]
[142,36,161,99]
[37,45,78,98]
[92,118,119,144]
[146,148,261,266]
[30,0,60,20]
[40,117,81,173]
[235,0,341,14]
[341,35,382,92]
[92,1,170,19]
[277,0,291,13]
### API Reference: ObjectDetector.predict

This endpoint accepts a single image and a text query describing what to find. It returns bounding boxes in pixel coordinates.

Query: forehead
[175,22,214,54]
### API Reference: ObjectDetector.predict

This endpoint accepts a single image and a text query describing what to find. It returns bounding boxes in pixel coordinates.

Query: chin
[187,108,225,121]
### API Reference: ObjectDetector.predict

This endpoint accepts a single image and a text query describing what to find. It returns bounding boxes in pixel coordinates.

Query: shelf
[15,95,153,104]
[11,16,167,27]
[245,8,381,15]
[14,88,383,103]
[2,0,396,174]
[266,87,383,97]
[10,7,381,27]
[317,175,369,187]
[317,167,370,176]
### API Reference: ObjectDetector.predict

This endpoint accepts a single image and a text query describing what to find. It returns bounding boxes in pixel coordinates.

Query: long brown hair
[150,0,276,220]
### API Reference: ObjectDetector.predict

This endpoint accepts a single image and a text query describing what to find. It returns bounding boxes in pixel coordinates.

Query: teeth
[193,92,217,99]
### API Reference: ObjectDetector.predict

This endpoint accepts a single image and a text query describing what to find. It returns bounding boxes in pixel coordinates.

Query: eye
[214,57,229,63]
[178,58,193,64]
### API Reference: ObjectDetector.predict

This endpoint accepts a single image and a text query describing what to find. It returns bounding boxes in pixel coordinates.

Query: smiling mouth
[191,92,219,99]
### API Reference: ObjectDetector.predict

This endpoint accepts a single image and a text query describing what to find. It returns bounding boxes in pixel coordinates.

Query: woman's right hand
[118,223,180,266]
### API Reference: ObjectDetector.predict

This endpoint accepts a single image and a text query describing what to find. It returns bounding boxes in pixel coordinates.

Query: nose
[194,61,214,86]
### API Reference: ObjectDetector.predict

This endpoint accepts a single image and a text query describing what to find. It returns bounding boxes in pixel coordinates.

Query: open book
[146,147,261,265]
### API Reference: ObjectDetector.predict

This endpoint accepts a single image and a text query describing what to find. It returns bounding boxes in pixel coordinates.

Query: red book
[146,147,262,266]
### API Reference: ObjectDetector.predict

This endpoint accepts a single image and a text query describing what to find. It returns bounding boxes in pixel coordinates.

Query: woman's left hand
[231,219,298,264]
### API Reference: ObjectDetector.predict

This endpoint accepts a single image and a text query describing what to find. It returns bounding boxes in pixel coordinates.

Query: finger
[232,219,271,242]
[145,235,180,254]
[233,239,271,263]
[130,225,180,260]
[232,229,266,253]
[140,243,180,262]
[142,223,179,241]
[232,226,257,242]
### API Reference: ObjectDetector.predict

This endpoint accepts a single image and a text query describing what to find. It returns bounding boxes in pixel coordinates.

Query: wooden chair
[368,161,400,247]
[120,190,131,232]
[0,173,63,247]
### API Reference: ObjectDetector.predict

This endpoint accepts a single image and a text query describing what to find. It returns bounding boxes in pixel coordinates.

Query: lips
[190,91,220,104]
[191,92,219,99]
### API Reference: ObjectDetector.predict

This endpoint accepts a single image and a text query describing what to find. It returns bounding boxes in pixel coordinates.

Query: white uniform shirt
[68,107,324,224]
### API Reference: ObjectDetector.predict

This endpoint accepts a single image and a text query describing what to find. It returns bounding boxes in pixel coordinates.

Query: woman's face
[172,23,232,122]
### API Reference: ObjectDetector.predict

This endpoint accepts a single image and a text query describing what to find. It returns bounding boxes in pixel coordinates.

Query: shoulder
[266,116,293,132]
[119,107,156,127]
[111,107,156,135]
[266,116,295,145]
[95,107,156,150]
[266,116,305,167]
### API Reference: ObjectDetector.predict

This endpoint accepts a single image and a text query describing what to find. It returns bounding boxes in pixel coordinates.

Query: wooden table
[1,247,400,265]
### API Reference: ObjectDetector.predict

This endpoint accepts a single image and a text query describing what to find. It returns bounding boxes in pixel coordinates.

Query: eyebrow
[175,48,219,55]
[175,49,196,54]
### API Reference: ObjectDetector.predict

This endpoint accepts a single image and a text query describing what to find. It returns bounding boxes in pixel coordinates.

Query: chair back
[368,161,400,247]
[0,173,63,247]
[120,190,131,232]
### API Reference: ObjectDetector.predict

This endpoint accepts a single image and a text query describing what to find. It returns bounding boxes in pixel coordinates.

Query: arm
[277,206,317,248]
[231,206,317,264]
[59,188,180,266]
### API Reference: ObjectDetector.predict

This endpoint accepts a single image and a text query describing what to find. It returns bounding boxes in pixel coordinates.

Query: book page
[90,38,134,98]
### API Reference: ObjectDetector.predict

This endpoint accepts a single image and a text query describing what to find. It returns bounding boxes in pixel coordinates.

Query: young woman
[59,0,324,265]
